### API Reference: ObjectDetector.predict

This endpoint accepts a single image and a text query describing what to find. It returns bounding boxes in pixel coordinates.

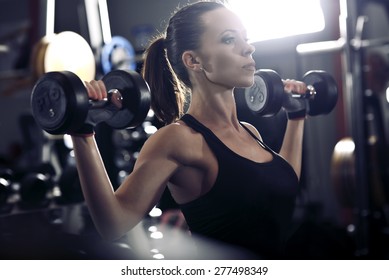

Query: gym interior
[0,0,389,260]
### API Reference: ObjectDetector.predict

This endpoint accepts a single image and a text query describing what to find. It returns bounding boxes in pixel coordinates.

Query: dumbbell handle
[88,89,123,110]
[290,85,317,99]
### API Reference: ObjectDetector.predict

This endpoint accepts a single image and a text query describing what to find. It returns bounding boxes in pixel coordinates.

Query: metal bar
[296,38,346,54]
[45,0,55,36]
[341,0,370,257]
[84,0,103,50]
[98,0,112,45]
[296,0,371,257]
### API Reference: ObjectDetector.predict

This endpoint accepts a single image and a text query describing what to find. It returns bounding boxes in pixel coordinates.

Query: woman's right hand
[282,79,308,120]
[85,80,107,101]
[70,80,108,136]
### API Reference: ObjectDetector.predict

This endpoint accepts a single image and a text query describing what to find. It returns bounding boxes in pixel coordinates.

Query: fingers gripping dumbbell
[31,70,151,135]
[242,69,338,117]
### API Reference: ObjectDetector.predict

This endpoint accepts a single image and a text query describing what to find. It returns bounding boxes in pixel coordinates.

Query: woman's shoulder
[143,120,201,152]
[139,120,204,166]
[156,120,198,140]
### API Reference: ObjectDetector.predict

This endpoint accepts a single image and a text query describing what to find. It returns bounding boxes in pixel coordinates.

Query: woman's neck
[186,87,240,130]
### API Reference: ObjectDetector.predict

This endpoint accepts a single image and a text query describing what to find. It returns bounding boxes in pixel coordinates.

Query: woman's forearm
[279,119,305,180]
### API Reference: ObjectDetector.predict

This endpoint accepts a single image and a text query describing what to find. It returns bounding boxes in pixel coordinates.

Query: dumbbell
[241,69,338,117]
[31,69,151,135]
[0,168,14,213]
[19,172,52,209]
[18,163,56,209]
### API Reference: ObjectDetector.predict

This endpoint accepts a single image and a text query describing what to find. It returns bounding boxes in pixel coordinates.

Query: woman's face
[197,7,256,89]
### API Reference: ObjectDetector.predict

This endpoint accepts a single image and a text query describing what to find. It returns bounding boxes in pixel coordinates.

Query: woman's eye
[223,37,235,44]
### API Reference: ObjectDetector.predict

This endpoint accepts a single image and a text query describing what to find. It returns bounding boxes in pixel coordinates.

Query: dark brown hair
[142,1,224,124]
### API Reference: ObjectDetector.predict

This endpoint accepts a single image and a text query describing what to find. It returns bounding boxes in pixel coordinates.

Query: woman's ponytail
[142,35,186,125]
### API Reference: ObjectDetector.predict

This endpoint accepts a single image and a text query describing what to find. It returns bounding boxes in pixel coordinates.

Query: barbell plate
[331,137,357,208]
[44,31,96,82]
[102,70,151,129]
[31,71,89,135]
[303,70,338,116]
[101,36,136,75]
[244,69,284,117]
[30,36,52,80]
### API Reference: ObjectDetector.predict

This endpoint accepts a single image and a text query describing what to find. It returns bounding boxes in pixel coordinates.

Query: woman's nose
[244,42,255,56]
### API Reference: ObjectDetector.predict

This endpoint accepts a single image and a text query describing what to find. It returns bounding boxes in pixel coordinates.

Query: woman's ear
[182,51,202,72]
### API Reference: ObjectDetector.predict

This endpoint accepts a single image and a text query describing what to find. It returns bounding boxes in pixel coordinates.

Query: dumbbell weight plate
[244,69,284,117]
[102,70,151,129]
[19,173,52,209]
[0,178,10,206]
[31,71,89,135]
[303,70,338,116]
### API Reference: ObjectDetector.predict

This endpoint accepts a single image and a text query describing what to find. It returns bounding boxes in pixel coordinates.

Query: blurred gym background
[0,0,389,259]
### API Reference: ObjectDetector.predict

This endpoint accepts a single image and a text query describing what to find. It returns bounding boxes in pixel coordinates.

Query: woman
[72,1,307,258]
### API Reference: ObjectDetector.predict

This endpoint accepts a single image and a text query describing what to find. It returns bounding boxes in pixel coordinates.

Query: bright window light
[227,0,325,43]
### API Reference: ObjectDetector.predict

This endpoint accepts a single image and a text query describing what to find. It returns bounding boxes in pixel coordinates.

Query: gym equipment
[31,31,96,82]
[331,137,357,208]
[0,168,15,214]
[0,174,12,212]
[101,36,137,74]
[19,172,52,209]
[44,32,96,82]
[242,69,338,117]
[17,163,56,209]
[83,0,137,75]
[31,69,151,135]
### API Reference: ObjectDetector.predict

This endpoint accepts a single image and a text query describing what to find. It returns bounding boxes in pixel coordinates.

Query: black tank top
[179,114,299,258]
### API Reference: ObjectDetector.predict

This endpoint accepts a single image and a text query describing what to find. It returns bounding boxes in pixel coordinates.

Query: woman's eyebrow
[219,29,247,37]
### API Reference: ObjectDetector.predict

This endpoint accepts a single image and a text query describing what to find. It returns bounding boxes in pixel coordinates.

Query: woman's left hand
[282,79,308,120]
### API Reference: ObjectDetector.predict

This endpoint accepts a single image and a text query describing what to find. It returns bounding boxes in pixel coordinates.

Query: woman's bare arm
[71,125,182,241]
[279,119,305,179]
[279,79,307,179]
